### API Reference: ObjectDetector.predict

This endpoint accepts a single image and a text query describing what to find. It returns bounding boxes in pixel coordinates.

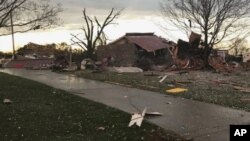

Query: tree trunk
[203,51,210,68]
[86,49,93,59]
[203,25,213,69]
[203,45,213,69]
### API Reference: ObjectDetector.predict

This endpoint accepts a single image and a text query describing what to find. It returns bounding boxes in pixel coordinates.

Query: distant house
[18,42,56,59]
[214,49,229,62]
[243,52,250,63]
[4,42,57,69]
[97,33,174,69]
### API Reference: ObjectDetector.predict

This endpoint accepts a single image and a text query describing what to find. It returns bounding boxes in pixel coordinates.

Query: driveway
[1,69,250,141]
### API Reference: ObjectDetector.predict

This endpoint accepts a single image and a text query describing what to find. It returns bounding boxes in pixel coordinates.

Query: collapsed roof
[110,33,173,52]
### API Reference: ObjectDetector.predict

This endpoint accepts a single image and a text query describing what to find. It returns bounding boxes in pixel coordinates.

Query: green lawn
[75,70,250,112]
[0,72,185,141]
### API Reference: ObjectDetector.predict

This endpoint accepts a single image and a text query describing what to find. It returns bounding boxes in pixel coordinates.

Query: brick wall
[97,43,137,67]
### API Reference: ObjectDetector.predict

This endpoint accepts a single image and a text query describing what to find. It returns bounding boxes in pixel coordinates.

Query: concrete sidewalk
[1,69,250,141]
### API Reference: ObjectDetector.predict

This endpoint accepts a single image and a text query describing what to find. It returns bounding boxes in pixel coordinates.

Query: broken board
[166,88,188,94]
[128,108,147,127]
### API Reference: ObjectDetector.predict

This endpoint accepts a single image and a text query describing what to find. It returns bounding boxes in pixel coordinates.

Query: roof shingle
[110,33,172,52]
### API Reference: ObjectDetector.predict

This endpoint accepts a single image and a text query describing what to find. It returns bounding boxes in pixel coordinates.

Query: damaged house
[169,32,227,70]
[170,32,241,72]
[97,33,174,70]
[168,32,204,69]
[4,42,56,69]
[17,42,56,59]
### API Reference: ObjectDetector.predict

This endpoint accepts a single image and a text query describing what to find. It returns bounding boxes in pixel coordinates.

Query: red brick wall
[97,43,137,67]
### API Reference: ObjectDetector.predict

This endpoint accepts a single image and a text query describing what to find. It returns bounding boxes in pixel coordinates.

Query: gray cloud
[52,0,161,29]
[55,0,160,11]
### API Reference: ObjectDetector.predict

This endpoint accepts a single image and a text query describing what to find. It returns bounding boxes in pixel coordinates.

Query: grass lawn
[75,70,250,112]
[0,72,185,141]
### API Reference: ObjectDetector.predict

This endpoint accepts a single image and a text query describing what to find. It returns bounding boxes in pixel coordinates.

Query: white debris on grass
[97,126,105,131]
[3,99,12,104]
[109,67,143,73]
[128,107,147,127]
[159,75,168,83]
[145,112,164,116]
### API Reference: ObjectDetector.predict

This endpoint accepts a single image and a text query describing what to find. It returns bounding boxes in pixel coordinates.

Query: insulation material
[166,88,188,94]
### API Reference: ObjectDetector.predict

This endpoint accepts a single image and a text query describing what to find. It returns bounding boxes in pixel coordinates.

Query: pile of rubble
[166,32,205,70]
[168,32,248,73]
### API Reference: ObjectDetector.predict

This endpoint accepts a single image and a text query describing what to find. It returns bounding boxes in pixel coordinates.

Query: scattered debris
[144,71,159,76]
[68,91,85,95]
[178,70,189,75]
[145,112,164,116]
[166,88,188,94]
[183,60,190,69]
[166,31,249,72]
[159,75,168,83]
[151,65,168,71]
[129,108,163,127]
[232,61,239,68]
[108,67,143,73]
[233,86,250,93]
[97,126,106,131]
[91,69,103,73]
[81,60,87,70]
[137,84,158,89]
[166,102,172,105]
[211,79,230,85]
[175,80,193,84]
[105,81,132,87]
[95,61,102,66]
[243,52,250,63]
[128,107,147,127]
[63,62,78,71]
[172,80,193,86]
[3,99,12,104]
[241,98,250,102]
[167,84,175,87]
[81,58,96,70]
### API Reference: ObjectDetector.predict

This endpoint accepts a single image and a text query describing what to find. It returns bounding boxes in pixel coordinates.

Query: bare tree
[71,8,122,59]
[160,0,250,67]
[0,0,62,35]
[228,37,249,56]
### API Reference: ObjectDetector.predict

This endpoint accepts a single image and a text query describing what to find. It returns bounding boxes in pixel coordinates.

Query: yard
[75,70,250,112]
[0,72,185,141]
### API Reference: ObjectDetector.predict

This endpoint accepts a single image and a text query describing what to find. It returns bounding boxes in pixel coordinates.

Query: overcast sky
[56,0,160,13]
[0,0,186,52]
[55,0,162,26]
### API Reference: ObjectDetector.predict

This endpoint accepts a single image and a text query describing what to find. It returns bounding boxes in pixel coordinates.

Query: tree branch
[71,8,122,59]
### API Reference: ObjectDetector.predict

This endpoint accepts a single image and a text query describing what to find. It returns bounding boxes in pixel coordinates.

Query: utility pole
[10,11,15,60]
